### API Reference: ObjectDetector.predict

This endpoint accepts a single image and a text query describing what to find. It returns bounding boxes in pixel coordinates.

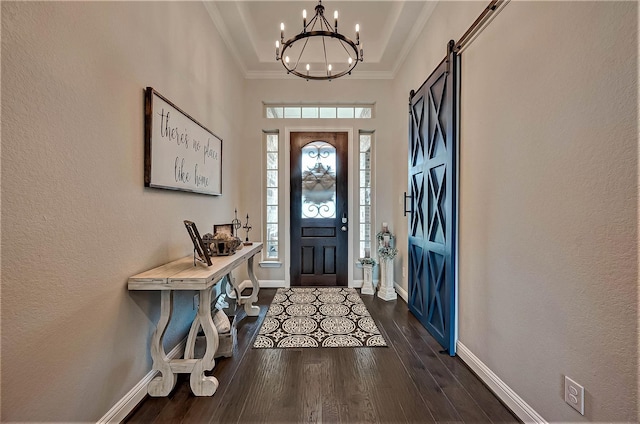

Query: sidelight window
[264,131,279,260]
[359,131,374,258]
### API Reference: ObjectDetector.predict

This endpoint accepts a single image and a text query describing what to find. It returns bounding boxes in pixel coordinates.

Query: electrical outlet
[564,376,584,415]
[193,293,200,311]
[402,266,406,277]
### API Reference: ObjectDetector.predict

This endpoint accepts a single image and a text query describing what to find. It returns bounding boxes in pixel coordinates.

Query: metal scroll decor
[301,141,336,218]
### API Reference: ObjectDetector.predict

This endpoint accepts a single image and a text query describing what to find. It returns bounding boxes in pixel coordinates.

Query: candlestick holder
[231,208,242,237]
[242,213,253,245]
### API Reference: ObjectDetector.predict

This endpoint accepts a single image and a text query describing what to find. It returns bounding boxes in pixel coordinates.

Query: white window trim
[263,130,280,262]
[358,130,375,260]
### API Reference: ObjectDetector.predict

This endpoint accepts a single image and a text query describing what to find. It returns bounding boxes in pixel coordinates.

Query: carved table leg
[189,287,219,396]
[184,312,201,360]
[148,291,177,397]
[245,255,261,316]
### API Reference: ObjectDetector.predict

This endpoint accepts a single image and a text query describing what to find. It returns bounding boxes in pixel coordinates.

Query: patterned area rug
[253,287,387,348]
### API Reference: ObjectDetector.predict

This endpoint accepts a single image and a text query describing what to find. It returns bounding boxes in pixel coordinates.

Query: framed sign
[144,87,222,195]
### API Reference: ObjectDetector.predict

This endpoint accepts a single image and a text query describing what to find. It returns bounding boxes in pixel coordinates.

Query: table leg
[184,312,201,360]
[245,255,261,316]
[148,291,177,397]
[189,287,219,396]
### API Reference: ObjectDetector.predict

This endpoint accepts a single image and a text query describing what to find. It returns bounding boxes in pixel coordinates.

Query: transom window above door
[264,104,374,119]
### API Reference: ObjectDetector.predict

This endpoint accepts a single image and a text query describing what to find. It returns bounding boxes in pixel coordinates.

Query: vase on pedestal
[376,223,398,301]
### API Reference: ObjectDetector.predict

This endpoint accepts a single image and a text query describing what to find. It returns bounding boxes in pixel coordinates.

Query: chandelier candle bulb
[275,40,280,59]
[280,22,284,41]
[303,9,307,29]
[334,10,338,30]
[356,24,360,43]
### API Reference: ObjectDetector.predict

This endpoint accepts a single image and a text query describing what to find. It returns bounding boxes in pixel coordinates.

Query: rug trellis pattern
[253,287,387,348]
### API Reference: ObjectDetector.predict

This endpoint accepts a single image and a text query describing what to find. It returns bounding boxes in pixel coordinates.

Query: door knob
[341,226,348,232]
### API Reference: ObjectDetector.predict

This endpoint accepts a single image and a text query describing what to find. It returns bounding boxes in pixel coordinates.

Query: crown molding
[376,1,405,63]
[235,1,262,63]
[391,1,437,78]
[202,1,249,78]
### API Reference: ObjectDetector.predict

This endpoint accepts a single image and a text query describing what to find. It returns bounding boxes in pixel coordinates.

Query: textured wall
[394,1,638,421]
[1,2,243,421]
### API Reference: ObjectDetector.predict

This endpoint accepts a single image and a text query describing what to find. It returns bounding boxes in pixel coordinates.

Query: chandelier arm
[337,38,355,59]
[307,13,320,31]
[321,32,329,77]
[319,13,333,33]
[293,36,310,71]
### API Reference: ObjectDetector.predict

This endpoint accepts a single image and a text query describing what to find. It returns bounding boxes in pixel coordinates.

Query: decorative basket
[210,237,242,256]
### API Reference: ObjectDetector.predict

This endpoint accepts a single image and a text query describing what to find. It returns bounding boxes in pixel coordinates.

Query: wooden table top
[128,242,263,291]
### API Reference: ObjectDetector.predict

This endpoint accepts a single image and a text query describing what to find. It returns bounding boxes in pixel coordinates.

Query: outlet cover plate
[564,376,584,415]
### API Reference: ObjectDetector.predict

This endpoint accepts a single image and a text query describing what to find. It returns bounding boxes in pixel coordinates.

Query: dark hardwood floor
[126,289,519,423]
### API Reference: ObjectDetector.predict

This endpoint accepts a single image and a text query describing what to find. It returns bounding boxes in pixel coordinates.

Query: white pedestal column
[361,263,375,295]
[377,257,397,301]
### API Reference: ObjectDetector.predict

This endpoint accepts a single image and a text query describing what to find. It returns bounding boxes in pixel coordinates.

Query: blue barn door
[408,42,458,355]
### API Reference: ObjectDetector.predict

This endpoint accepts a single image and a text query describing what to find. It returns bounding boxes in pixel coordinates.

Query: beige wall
[393,1,638,422]
[1,2,243,421]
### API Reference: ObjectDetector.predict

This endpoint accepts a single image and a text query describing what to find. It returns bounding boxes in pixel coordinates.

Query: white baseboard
[456,342,547,424]
[253,279,286,288]
[97,339,186,424]
[394,283,408,302]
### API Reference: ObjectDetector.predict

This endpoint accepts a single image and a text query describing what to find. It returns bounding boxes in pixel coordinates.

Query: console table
[128,242,262,397]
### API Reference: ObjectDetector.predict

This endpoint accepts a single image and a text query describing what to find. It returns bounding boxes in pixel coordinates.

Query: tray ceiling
[203,1,437,79]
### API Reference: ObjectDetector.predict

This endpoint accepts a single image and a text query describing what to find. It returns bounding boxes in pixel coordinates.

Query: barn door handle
[403,192,413,217]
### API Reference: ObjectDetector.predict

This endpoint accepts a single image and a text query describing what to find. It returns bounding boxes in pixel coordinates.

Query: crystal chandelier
[275,0,363,81]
